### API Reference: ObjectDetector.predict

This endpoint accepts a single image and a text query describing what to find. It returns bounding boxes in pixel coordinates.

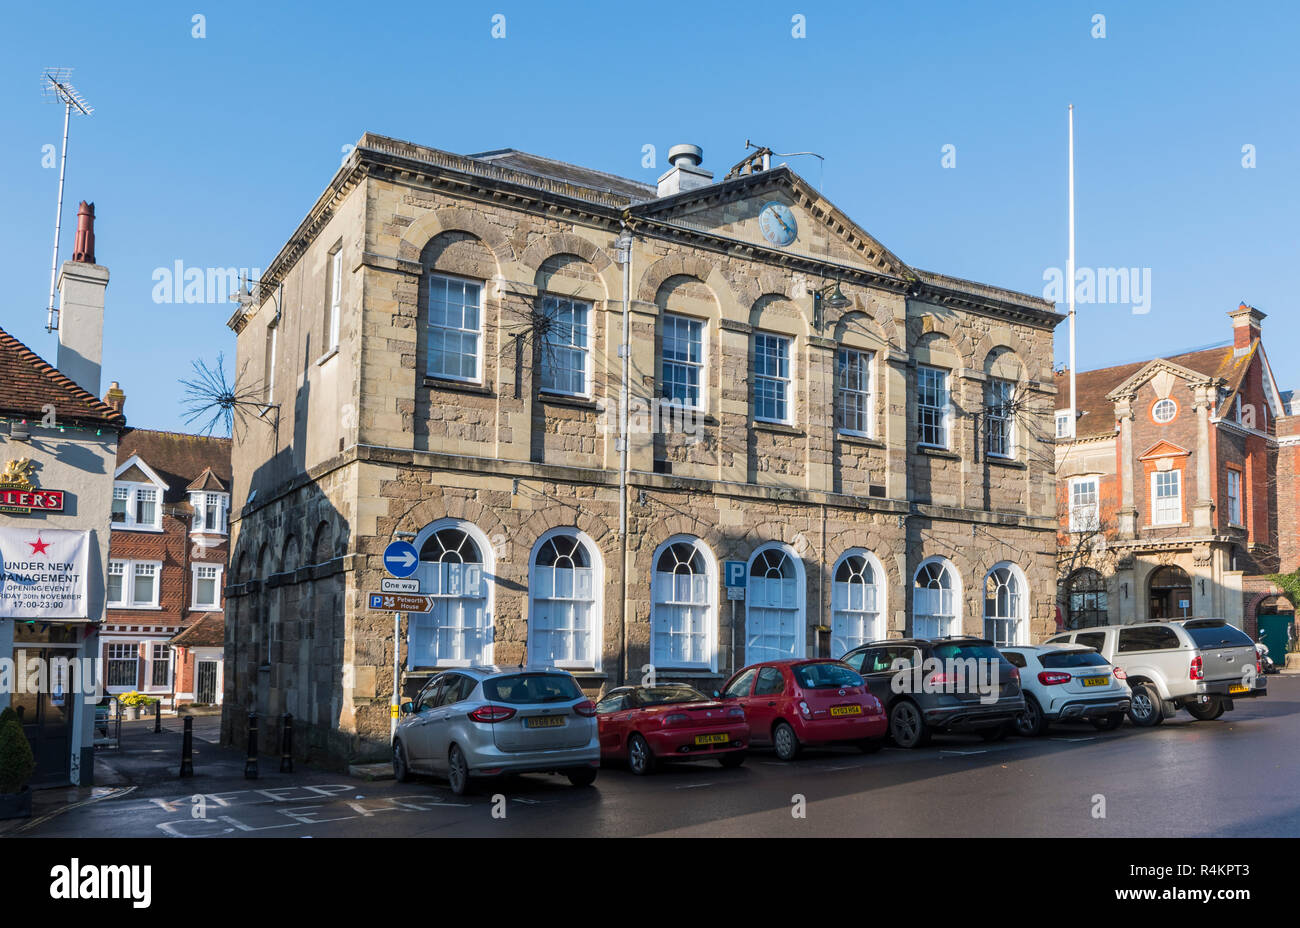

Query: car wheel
[1091,712,1125,731]
[773,721,801,761]
[1015,696,1049,737]
[566,766,598,787]
[1185,695,1226,721]
[718,751,747,768]
[858,738,884,754]
[447,744,472,796]
[627,733,656,775]
[889,700,930,749]
[393,739,411,783]
[1128,684,1164,727]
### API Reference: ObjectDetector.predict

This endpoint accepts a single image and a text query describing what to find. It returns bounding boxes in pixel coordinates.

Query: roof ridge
[0,325,126,425]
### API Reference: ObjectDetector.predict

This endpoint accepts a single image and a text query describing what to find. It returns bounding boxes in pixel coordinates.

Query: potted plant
[118,691,157,719]
[0,716,35,819]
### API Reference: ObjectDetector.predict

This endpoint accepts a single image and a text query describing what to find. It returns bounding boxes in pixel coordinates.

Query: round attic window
[1152,398,1177,423]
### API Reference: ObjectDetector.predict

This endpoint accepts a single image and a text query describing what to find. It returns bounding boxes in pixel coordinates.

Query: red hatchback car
[595,684,750,774]
[716,660,887,760]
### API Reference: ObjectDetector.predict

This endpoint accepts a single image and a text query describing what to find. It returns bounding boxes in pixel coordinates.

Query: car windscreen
[633,685,708,706]
[1040,650,1110,669]
[932,643,1003,663]
[1181,622,1254,649]
[483,673,582,705]
[793,662,864,689]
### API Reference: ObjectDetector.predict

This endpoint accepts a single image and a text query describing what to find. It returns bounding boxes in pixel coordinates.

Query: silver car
[393,666,599,795]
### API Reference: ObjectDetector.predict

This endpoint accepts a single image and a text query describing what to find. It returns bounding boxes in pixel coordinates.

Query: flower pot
[1286,653,1300,672]
[0,786,32,821]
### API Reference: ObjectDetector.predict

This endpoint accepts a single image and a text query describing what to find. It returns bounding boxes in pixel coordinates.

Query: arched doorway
[1148,565,1192,620]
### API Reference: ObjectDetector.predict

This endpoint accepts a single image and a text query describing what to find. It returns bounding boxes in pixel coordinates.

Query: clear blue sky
[2,0,1296,432]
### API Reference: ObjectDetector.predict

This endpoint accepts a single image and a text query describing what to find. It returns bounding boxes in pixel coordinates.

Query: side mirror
[712,690,723,699]
[400,701,414,716]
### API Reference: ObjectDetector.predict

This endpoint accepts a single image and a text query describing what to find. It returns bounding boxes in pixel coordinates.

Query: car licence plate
[525,715,565,729]
[1081,676,1109,687]
[694,733,729,745]
[830,704,863,717]
[1229,684,1248,695]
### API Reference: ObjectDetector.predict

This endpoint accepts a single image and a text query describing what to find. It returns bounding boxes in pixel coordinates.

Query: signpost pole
[391,611,401,742]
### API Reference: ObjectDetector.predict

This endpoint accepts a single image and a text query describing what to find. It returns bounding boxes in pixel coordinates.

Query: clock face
[758,201,798,247]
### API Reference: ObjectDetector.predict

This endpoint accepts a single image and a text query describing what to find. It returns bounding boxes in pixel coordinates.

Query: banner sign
[0,527,91,619]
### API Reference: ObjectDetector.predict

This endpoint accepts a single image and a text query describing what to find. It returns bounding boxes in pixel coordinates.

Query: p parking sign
[725,560,746,589]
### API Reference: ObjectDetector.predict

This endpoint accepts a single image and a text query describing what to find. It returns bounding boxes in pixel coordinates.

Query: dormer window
[191,491,229,534]
[111,483,162,530]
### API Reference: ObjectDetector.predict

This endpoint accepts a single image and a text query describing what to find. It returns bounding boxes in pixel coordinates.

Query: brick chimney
[102,381,125,413]
[56,200,109,397]
[1229,302,1265,355]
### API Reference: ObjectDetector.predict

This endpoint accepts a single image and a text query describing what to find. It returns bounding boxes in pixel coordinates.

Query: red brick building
[103,424,231,709]
[1054,304,1294,640]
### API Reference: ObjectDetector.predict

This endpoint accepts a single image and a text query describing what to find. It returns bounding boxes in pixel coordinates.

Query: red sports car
[595,684,749,774]
[716,659,887,760]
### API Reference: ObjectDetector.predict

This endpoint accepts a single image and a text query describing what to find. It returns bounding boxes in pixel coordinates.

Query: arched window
[1148,564,1192,620]
[983,563,1026,646]
[651,537,716,670]
[410,521,492,668]
[529,529,601,671]
[913,558,960,638]
[831,550,884,655]
[746,544,805,663]
[1066,569,1109,628]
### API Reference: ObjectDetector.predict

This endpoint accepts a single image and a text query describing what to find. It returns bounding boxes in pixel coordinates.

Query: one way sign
[383,540,419,578]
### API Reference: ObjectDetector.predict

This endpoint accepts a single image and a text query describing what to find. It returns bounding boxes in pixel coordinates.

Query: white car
[999,644,1131,736]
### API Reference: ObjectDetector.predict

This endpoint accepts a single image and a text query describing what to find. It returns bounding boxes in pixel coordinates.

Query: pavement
[5,674,1299,838]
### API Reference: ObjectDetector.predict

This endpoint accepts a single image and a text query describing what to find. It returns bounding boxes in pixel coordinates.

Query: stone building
[223,135,1062,764]
[1054,304,1295,641]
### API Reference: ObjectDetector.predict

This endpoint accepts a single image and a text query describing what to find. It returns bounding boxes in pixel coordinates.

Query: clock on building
[758,201,798,247]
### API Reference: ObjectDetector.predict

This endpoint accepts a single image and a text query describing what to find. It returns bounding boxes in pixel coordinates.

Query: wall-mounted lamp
[1198,579,1206,596]
[1121,583,1128,599]
[806,282,851,331]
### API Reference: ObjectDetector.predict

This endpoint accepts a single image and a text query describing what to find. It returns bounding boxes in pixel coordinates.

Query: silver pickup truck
[1044,619,1266,726]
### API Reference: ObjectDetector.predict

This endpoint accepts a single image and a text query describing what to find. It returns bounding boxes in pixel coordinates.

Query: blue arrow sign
[383,540,419,578]
[725,560,747,589]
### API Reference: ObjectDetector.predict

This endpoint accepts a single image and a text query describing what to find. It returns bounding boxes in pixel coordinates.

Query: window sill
[315,347,339,367]
[539,393,600,411]
[1145,522,1190,530]
[110,605,163,611]
[112,526,164,533]
[917,446,961,460]
[754,421,804,437]
[422,376,493,396]
[836,432,883,449]
[985,456,1026,470]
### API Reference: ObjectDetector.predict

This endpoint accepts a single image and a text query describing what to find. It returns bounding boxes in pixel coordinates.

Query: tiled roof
[186,466,229,493]
[169,611,224,648]
[0,325,126,428]
[1055,343,1253,439]
[117,429,231,503]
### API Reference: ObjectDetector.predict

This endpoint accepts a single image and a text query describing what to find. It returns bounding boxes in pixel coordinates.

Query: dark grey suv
[840,637,1025,748]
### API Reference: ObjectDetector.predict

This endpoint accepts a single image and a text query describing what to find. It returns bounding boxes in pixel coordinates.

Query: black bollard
[280,713,294,773]
[154,699,162,734]
[179,716,194,778]
[244,712,258,780]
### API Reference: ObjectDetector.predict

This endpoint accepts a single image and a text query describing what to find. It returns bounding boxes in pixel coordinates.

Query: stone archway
[1148,564,1193,620]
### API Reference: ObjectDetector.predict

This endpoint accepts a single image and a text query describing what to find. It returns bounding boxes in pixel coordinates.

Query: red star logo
[28,536,50,556]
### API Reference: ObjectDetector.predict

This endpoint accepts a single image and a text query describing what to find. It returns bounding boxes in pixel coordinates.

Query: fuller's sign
[0,458,65,514]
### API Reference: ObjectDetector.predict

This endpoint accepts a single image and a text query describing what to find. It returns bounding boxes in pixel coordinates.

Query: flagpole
[1067,104,1076,438]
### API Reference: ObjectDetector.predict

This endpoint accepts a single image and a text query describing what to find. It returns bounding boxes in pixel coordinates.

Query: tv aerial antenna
[41,67,94,332]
